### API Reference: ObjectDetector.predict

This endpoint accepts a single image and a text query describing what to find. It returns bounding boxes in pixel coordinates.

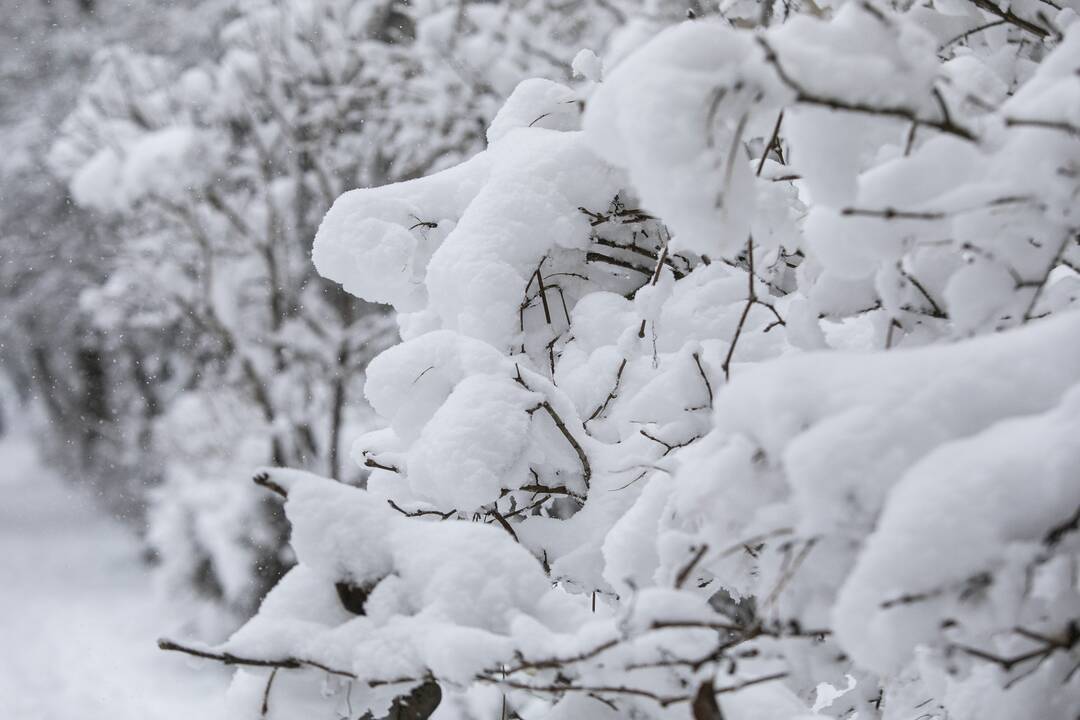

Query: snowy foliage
[0,0,234,520]
[39,0,652,628]
[154,0,1080,718]
[48,0,420,621]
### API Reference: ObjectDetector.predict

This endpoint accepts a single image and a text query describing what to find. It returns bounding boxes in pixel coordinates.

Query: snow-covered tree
[0,0,235,517]
[150,1,1077,719]
[50,1,408,623]
[49,0,653,628]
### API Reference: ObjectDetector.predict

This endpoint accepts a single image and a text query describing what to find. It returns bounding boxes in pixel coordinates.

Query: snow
[583,20,778,258]
[571,49,603,83]
[486,79,580,144]
[834,384,1080,673]
[0,428,230,720]
[313,152,493,313]
[405,373,538,508]
[219,470,599,713]
[70,146,124,212]
[34,1,1080,718]
[69,126,217,213]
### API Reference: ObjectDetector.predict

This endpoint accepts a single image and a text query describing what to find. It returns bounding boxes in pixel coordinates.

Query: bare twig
[488,507,520,543]
[692,352,715,409]
[594,237,688,278]
[722,237,758,381]
[756,37,977,142]
[639,429,702,456]
[1044,503,1080,546]
[516,370,592,488]
[966,0,1051,38]
[757,111,785,177]
[261,668,278,717]
[252,471,288,498]
[1022,233,1075,322]
[586,358,627,424]
[387,499,456,520]
[938,19,1007,51]
[675,544,710,589]
[638,229,672,339]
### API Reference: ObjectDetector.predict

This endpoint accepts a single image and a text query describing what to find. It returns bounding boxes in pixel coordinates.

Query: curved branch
[756,37,977,143]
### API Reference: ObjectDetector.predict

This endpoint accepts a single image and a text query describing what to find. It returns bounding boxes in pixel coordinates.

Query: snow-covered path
[0,430,229,720]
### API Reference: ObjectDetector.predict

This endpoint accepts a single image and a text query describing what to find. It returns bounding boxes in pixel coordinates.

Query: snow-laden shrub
[162,2,1080,718]
[50,0,655,630]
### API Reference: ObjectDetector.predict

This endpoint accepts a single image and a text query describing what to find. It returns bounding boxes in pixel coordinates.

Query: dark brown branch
[939,19,1007,51]
[1022,233,1075,322]
[594,237,687,279]
[519,483,586,502]
[503,638,623,674]
[252,471,288,498]
[363,451,401,474]
[586,251,655,278]
[578,204,655,227]
[536,401,591,488]
[159,638,424,688]
[516,371,592,488]
[756,37,977,142]
[499,496,549,521]
[692,352,715,409]
[649,619,830,641]
[880,588,944,609]
[675,544,709,589]
[159,639,312,673]
[387,499,456,520]
[841,207,946,220]
[488,507,520,543]
[479,671,788,708]
[898,264,947,319]
[261,668,278,717]
[639,429,702,456]
[163,615,807,709]
[586,358,627,424]
[1005,117,1080,136]
[764,537,817,606]
[953,642,1059,672]
[756,111,785,177]
[714,672,791,696]
[966,0,1051,38]
[881,571,991,609]
[722,236,758,381]
[638,230,672,338]
[535,260,553,326]
[1044,503,1080,546]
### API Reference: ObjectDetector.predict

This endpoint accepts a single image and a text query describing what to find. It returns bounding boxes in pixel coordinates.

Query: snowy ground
[0,429,229,720]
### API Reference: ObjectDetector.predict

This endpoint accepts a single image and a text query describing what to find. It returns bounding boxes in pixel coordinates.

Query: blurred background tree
[1,0,649,635]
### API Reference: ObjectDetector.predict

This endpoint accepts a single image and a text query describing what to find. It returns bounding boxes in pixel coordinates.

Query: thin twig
[756,36,977,142]
[692,352,714,409]
[488,507,520,543]
[387,499,457,520]
[637,229,672,339]
[252,471,287,498]
[261,668,278,717]
[675,544,709,589]
[516,370,592,488]
[722,236,758,380]
[757,111,785,177]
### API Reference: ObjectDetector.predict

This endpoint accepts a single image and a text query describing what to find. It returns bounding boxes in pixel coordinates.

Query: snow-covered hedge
[51,0,641,628]
[163,1,1080,718]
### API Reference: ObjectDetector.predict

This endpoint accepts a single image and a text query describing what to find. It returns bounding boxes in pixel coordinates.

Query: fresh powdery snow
[0,428,230,720]
[200,8,1080,718]
[22,0,1080,719]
